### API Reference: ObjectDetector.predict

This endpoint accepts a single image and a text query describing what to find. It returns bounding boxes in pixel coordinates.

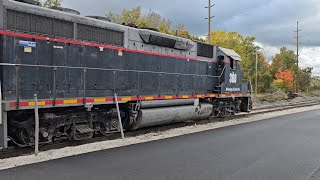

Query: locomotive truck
[0,0,251,149]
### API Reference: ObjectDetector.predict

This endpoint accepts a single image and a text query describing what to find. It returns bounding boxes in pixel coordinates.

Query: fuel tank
[140,99,195,109]
[131,103,213,130]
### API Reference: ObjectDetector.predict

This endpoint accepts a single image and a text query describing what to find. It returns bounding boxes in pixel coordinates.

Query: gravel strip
[1,104,320,170]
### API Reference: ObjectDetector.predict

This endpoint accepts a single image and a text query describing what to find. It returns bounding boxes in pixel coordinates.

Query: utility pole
[294,21,301,94]
[255,51,258,96]
[205,0,215,44]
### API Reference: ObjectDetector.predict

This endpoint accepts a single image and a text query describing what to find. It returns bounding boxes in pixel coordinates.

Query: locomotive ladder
[114,93,125,139]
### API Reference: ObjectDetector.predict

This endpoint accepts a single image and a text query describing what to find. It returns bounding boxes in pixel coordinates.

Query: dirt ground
[253,92,320,109]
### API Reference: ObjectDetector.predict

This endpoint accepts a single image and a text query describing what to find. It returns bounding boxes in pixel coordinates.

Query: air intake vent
[14,0,41,6]
[86,16,111,22]
[50,7,80,15]
[6,9,74,38]
[77,24,124,47]
[197,42,214,58]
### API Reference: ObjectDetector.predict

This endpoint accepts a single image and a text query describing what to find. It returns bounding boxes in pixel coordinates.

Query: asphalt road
[2,109,320,180]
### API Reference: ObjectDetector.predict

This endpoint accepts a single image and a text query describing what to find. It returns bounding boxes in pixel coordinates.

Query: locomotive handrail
[0,63,221,78]
[218,66,226,78]
[0,80,2,125]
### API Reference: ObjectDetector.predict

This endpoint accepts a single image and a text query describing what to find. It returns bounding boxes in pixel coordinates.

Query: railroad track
[1,99,320,159]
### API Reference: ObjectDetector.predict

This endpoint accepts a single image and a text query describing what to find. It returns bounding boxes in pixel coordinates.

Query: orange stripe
[164,96,173,99]
[121,97,132,101]
[94,98,106,103]
[144,96,154,100]
[28,101,46,106]
[63,99,78,104]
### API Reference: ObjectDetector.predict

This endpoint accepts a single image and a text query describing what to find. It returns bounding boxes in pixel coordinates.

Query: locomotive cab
[217,47,248,95]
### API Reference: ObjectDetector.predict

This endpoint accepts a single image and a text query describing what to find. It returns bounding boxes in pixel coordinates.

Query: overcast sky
[56,0,320,75]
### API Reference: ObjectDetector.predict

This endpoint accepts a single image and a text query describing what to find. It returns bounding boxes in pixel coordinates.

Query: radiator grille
[6,9,74,38]
[77,24,124,47]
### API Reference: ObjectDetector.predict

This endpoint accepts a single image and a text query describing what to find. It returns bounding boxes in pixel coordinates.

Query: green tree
[270,47,313,92]
[121,6,142,26]
[106,6,181,38]
[298,67,313,91]
[106,10,123,24]
[209,30,260,80]
[43,0,62,8]
[107,6,142,26]
[270,47,297,77]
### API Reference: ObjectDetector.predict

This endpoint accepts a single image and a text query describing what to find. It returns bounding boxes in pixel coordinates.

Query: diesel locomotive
[0,0,251,148]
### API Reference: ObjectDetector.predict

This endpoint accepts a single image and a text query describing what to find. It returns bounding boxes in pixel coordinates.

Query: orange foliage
[274,69,294,88]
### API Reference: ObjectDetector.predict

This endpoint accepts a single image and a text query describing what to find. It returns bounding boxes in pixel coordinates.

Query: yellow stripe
[64,99,78,104]
[182,95,189,99]
[28,101,46,106]
[164,96,173,99]
[145,96,154,100]
[94,98,106,103]
[196,95,204,98]
[221,94,227,97]
[231,94,235,97]
[121,97,132,101]
[209,94,216,97]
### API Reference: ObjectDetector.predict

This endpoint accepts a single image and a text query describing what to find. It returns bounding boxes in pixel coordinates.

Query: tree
[208,30,262,82]
[106,10,123,24]
[270,47,296,77]
[272,69,294,92]
[43,0,63,8]
[298,67,313,91]
[121,6,142,26]
[106,6,179,37]
[175,24,191,39]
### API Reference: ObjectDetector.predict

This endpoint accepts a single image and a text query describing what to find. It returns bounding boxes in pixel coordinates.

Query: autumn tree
[272,69,294,92]
[270,47,313,92]
[270,47,297,77]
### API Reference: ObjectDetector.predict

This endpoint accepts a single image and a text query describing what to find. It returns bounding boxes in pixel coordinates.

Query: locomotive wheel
[18,128,34,145]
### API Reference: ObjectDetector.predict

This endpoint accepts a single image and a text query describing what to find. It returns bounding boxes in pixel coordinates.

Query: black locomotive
[0,0,251,148]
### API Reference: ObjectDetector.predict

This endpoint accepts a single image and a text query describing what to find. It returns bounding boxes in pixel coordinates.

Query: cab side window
[230,58,237,70]
[218,55,224,69]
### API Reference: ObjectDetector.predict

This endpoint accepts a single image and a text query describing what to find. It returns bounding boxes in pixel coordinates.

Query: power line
[205,0,215,44]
